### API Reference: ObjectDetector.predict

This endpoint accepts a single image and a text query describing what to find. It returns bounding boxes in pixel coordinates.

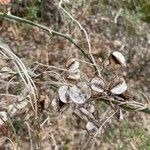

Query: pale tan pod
[66,58,80,71]
[58,85,70,103]
[77,82,91,99]
[0,111,7,125]
[89,104,95,113]
[110,78,127,94]
[86,121,97,132]
[8,104,17,116]
[16,100,28,110]
[1,67,13,72]
[51,97,59,111]
[69,82,91,104]
[90,77,105,93]
[67,69,80,80]
[69,86,86,104]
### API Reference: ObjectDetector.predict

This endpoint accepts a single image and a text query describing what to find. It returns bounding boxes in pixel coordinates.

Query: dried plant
[0,1,150,148]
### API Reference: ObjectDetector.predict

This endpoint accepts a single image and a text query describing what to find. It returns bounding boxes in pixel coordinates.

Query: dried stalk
[96,97,150,114]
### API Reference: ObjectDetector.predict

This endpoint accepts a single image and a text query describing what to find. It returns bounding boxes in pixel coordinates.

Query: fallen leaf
[8,104,17,116]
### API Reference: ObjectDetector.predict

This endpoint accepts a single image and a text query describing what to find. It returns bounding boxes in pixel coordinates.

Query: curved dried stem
[0,136,16,150]
[0,12,93,64]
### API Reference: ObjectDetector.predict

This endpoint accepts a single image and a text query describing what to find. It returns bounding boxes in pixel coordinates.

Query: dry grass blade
[0,41,38,116]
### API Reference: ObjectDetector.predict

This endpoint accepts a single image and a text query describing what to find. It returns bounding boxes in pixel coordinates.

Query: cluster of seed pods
[51,51,127,132]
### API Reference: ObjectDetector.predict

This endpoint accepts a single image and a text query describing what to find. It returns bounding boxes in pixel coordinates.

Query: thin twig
[94,110,118,137]
[25,122,33,150]
[59,0,100,75]
[96,96,150,114]
[35,62,68,72]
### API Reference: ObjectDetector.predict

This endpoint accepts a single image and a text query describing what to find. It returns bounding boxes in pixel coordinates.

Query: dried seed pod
[63,0,70,3]
[66,58,79,71]
[112,51,126,67]
[110,78,127,95]
[0,72,12,79]
[118,109,124,120]
[44,95,51,109]
[16,100,28,110]
[8,104,17,116]
[1,67,13,72]
[104,59,110,68]
[58,85,70,103]
[79,107,96,121]
[0,111,7,125]
[51,97,59,111]
[69,86,86,104]
[86,121,97,133]
[91,77,105,93]
[66,58,81,80]
[73,109,87,129]
[0,67,15,78]
[67,69,80,80]
[69,82,91,104]
[84,103,95,114]
[89,104,95,113]
[14,95,28,110]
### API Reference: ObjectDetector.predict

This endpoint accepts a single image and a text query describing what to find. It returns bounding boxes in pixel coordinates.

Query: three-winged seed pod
[51,51,128,132]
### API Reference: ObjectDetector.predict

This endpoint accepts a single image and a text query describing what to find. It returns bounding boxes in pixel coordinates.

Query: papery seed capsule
[51,97,59,111]
[112,51,126,67]
[91,77,105,93]
[110,78,127,95]
[66,58,79,71]
[58,85,70,103]
[86,121,97,132]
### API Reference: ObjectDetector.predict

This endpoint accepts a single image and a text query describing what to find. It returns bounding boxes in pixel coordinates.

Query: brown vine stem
[0,12,94,66]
